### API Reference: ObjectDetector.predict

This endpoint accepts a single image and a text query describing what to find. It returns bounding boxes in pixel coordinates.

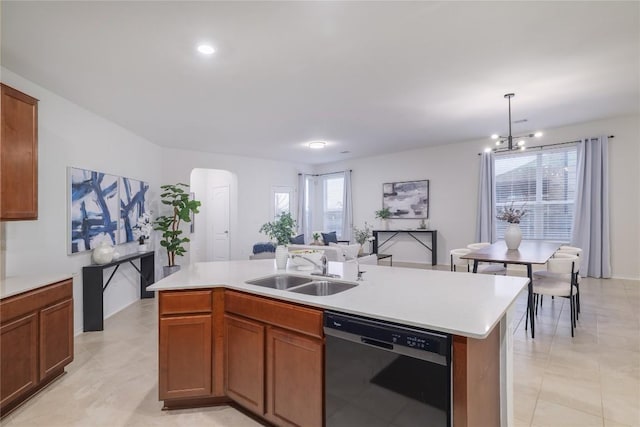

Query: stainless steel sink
[245,274,312,290]
[288,280,358,296]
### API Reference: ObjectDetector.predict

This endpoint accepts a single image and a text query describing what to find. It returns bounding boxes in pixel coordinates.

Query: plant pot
[275,245,288,269]
[381,219,389,230]
[138,243,148,252]
[504,223,522,250]
[163,265,181,278]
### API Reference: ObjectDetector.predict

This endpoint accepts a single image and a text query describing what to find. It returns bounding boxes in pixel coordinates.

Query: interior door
[209,185,230,261]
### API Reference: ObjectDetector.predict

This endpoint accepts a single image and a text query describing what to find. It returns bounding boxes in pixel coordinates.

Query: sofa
[288,244,377,265]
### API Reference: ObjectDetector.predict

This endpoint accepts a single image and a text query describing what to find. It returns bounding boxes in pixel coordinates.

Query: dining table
[461,240,561,338]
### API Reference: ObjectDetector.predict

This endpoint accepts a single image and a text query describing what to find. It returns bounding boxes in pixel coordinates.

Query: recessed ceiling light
[484,147,492,153]
[309,141,326,149]
[534,132,543,138]
[490,134,499,140]
[197,44,215,55]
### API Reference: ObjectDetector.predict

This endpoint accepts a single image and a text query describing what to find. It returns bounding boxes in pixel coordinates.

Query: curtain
[296,173,308,241]
[476,151,496,243]
[341,170,353,242]
[571,137,611,278]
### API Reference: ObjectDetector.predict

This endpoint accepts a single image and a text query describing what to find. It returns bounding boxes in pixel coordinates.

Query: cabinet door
[1,83,38,220]
[266,327,323,427]
[0,312,38,409]
[224,314,265,415]
[40,299,74,379]
[159,314,212,400]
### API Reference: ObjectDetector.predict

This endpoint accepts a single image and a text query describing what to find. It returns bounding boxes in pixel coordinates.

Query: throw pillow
[289,234,305,244]
[321,231,338,245]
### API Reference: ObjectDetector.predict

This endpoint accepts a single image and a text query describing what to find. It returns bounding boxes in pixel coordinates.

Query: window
[323,175,344,237]
[495,145,577,241]
[303,173,346,239]
[271,186,292,220]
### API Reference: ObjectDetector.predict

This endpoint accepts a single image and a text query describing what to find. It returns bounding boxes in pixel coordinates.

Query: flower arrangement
[133,212,153,244]
[496,202,527,224]
[353,222,372,245]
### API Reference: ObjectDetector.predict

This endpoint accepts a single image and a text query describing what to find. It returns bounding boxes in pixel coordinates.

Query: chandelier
[491,93,542,151]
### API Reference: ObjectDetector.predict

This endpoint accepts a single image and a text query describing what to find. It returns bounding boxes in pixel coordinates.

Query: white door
[208,185,230,261]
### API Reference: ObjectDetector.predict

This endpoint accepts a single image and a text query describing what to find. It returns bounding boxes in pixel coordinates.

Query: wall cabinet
[1,83,38,220]
[0,279,73,417]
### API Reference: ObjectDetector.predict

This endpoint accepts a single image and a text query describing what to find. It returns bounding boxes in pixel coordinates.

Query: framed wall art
[382,180,429,219]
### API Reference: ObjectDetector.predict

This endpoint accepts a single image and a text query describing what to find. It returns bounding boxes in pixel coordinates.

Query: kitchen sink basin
[245,274,312,290]
[288,280,358,296]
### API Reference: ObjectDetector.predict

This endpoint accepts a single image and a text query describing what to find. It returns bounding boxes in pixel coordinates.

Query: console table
[372,230,437,265]
[82,251,155,332]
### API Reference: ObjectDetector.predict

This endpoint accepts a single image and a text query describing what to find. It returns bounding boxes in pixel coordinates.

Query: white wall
[1,68,164,334]
[160,148,311,264]
[316,114,640,280]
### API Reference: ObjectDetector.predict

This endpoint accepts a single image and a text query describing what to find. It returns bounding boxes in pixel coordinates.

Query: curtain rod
[477,135,615,155]
[298,169,352,177]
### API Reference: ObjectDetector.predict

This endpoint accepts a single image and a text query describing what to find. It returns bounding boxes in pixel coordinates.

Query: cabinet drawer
[160,290,213,316]
[225,291,322,338]
[0,280,72,323]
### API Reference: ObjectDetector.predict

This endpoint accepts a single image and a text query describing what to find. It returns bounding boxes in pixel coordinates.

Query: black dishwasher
[324,311,452,427]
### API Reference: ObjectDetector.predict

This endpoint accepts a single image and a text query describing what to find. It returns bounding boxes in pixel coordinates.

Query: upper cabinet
[1,83,38,221]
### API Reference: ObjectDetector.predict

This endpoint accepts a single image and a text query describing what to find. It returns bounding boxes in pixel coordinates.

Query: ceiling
[2,1,638,165]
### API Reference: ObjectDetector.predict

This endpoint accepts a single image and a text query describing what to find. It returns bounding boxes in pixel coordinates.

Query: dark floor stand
[83,251,155,332]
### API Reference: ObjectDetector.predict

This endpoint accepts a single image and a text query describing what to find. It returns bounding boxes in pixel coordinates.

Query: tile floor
[1,273,638,427]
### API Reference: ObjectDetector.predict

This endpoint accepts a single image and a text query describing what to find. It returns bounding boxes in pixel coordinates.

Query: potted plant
[153,183,201,277]
[353,222,373,254]
[259,212,296,269]
[311,232,322,245]
[496,202,527,250]
[375,207,392,230]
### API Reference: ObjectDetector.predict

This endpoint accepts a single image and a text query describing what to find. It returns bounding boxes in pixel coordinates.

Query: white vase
[275,245,288,269]
[138,243,148,252]
[504,223,522,250]
[381,219,389,230]
[92,241,115,264]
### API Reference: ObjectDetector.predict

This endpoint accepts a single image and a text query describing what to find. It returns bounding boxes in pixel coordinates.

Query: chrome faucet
[290,254,328,275]
[290,254,340,278]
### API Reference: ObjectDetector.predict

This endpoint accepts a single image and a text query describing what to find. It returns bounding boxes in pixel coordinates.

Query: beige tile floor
[1,273,638,427]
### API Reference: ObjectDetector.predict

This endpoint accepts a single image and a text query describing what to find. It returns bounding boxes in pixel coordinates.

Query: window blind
[494,145,577,241]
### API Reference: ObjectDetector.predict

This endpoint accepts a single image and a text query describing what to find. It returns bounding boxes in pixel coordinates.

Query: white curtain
[571,137,611,278]
[296,173,309,241]
[341,170,353,242]
[476,151,496,243]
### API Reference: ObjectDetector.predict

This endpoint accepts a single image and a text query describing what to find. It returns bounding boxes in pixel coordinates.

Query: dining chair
[466,243,507,275]
[534,247,583,317]
[532,254,579,337]
[450,248,471,272]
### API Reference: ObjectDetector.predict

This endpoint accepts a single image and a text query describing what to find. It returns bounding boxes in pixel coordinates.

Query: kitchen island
[148,259,528,427]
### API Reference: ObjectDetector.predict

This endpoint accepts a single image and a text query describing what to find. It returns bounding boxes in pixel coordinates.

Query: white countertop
[0,273,75,299]
[148,260,528,339]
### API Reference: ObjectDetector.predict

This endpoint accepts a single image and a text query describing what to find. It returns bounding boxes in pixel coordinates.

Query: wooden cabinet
[1,83,38,220]
[0,313,38,409]
[158,289,228,405]
[0,278,73,417]
[224,290,323,427]
[39,299,74,379]
[159,314,212,400]
[224,314,264,414]
[266,327,323,427]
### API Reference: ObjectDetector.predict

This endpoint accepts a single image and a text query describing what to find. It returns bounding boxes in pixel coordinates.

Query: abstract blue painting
[69,168,119,253]
[119,177,149,243]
